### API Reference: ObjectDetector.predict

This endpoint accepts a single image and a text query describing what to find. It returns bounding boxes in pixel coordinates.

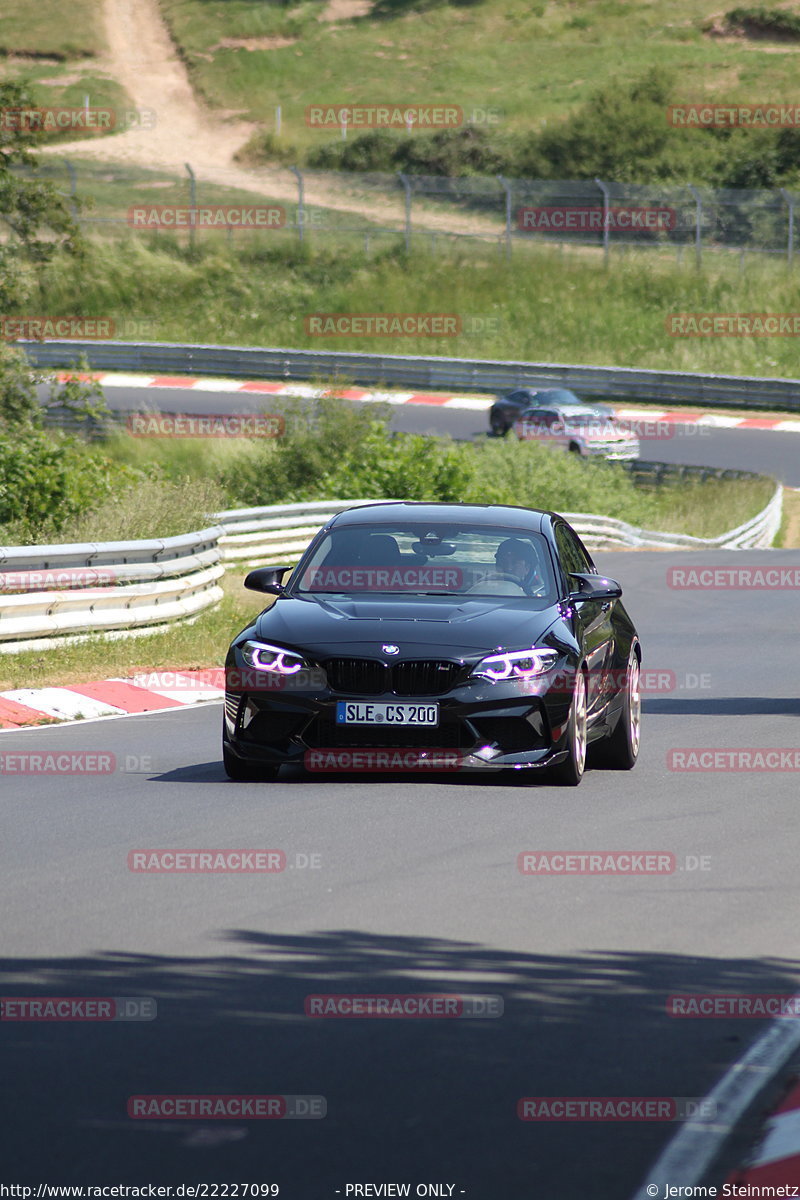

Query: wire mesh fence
[11,158,800,263]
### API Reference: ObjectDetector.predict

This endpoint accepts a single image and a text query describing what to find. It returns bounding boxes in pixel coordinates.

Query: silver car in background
[514,403,640,461]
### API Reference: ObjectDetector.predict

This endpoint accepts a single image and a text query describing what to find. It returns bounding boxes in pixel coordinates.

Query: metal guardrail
[565,483,784,550]
[214,487,783,566]
[0,484,783,653]
[0,527,225,652]
[20,340,800,413]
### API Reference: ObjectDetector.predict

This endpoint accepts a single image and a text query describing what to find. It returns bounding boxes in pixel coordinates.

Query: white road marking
[630,992,800,1197]
[1,688,126,720]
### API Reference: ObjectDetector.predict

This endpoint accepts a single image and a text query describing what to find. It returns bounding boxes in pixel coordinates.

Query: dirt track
[41,0,501,237]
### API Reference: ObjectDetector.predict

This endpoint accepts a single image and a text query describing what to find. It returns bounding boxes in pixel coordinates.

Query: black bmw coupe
[223,502,641,786]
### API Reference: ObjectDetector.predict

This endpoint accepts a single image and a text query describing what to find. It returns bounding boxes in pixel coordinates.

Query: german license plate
[335,701,439,726]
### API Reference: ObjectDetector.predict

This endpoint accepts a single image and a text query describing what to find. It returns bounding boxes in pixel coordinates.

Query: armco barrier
[0,527,225,652]
[18,339,800,413]
[0,485,782,653]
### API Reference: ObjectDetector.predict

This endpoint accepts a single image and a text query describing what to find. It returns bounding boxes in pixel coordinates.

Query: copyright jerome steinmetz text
[645,1185,800,1196]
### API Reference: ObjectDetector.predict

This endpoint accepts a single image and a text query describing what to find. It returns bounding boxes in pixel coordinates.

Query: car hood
[251,594,562,658]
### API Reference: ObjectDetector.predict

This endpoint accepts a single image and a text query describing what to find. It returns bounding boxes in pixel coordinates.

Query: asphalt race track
[4,381,799,1195]
[71,380,800,485]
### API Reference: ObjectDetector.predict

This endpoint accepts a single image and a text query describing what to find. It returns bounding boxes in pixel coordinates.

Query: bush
[307,127,505,175]
[327,428,475,501]
[514,68,710,183]
[723,7,800,38]
[304,69,799,189]
[0,430,137,541]
[220,394,391,505]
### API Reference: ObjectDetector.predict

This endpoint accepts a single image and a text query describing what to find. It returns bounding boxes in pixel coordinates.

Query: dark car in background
[223,502,641,788]
[489,386,612,436]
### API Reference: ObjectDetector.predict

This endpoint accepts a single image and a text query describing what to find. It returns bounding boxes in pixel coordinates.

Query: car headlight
[470,647,558,682]
[240,640,308,674]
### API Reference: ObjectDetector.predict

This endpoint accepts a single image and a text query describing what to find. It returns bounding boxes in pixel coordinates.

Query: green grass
[22,234,800,380]
[159,0,800,154]
[628,474,776,539]
[0,0,105,58]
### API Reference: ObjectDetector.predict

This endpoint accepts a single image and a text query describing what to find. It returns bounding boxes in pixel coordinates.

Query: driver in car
[493,538,545,594]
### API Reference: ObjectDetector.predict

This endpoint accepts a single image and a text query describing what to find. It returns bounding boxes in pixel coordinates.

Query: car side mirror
[567,572,622,602]
[244,565,293,595]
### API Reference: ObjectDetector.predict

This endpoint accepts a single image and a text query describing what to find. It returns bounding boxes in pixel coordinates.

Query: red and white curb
[56,371,800,433]
[726,1080,800,1188]
[0,669,224,730]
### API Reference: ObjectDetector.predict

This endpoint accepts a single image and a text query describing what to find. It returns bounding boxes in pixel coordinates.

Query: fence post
[290,166,304,243]
[184,162,196,254]
[497,174,512,259]
[781,188,794,268]
[397,172,412,252]
[595,178,610,264]
[688,185,702,267]
[275,105,282,137]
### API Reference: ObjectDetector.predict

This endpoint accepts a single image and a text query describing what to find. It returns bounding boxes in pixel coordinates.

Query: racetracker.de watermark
[304,314,497,337]
[302,565,464,591]
[667,566,800,589]
[1,996,156,1021]
[126,413,284,438]
[127,1095,325,1119]
[130,667,330,692]
[668,749,800,771]
[127,848,321,870]
[0,753,116,775]
[127,206,286,229]
[517,1097,717,1120]
[0,568,116,592]
[0,106,155,132]
[304,749,462,772]
[668,103,800,128]
[518,206,676,232]
[305,104,462,128]
[128,849,287,872]
[512,666,710,697]
[668,994,800,1017]
[517,852,711,874]
[517,415,690,440]
[2,317,123,341]
[304,993,503,1017]
[667,313,800,336]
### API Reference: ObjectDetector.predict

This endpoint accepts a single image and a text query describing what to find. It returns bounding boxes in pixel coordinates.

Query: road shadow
[2,932,799,1195]
[643,697,800,717]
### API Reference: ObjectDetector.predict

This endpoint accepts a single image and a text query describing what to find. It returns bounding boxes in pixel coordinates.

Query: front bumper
[583,442,640,460]
[223,662,575,774]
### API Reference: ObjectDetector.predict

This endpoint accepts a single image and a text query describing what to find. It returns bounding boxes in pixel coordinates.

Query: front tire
[548,668,587,787]
[594,648,641,770]
[223,741,280,782]
[490,413,508,437]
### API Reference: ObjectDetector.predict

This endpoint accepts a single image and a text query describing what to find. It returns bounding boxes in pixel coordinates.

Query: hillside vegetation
[158,0,800,185]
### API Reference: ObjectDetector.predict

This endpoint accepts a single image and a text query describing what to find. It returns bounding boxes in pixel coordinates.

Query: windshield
[558,407,614,427]
[293,523,557,600]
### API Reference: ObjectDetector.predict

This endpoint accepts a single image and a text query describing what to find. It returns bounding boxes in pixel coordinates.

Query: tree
[0,80,82,311]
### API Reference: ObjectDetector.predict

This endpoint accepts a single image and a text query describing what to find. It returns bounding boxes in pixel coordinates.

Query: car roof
[507,387,579,400]
[328,501,553,532]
